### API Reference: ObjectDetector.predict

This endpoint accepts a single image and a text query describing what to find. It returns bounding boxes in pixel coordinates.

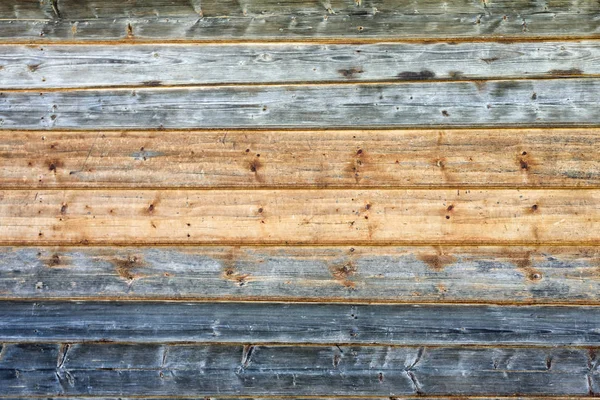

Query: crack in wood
[241,344,255,369]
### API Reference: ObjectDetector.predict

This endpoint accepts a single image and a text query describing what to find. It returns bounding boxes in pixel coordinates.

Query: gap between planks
[3,297,600,307]
[2,36,600,45]
[1,75,598,92]
[6,125,600,132]
[1,340,600,349]
[0,396,591,400]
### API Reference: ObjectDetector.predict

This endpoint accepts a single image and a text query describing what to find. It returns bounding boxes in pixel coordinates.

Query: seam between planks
[4,297,600,307]
[2,241,600,247]
[0,396,590,400]
[0,340,599,349]
[3,241,600,247]
[1,36,600,45]
[6,124,600,132]
[3,186,600,191]
[1,75,598,92]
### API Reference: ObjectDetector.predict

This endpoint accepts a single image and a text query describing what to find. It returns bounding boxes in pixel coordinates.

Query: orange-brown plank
[0,189,598,245]
[2,128,599,189]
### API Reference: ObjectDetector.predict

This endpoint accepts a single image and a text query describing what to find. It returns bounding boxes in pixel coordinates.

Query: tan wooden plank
[2,246,600,303]
[0,189,598,245]
[1,42,599,89]
[1,0,600,42]
[1,129,599,189]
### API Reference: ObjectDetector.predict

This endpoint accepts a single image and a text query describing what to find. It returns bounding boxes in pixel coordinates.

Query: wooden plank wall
[1,0,600,398]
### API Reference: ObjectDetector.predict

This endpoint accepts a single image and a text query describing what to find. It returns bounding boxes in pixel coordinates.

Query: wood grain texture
[2,79,600,129]
[0,343,596,396]
[0,41,598,89]
[3,246,600,304]
[0,398,585,400]
[2,128,600,189]
[5,301,600,345]
[2,395,589,400]
[0,189,598,245]
[1,0,600,42]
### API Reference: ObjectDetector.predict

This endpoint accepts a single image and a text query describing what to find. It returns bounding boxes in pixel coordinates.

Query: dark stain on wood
[338,67,363,78]
[222,266,251,287]
[113,255,145,282]
[448,71,464,79]
[510,251,543,282]
[549,68,584,76]
[418,249,456,271]
[481,57,499,64]
[43,252,68,268]
[217,247,253,287]
[142,80,163,87]
[45,159,64,173]
[345,148,368,183]
[397,70,435,80]
[518,151,533,172]
[329,260,357,288]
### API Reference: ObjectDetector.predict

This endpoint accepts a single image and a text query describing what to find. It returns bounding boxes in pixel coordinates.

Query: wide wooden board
[2,79,600,129]
[2,129,599,189]
[2,246,600,304]
[0,42,598,89]
[4,301,600,345]
[1,0,600,42]
[0,343,595,396]
[0,189,598,245]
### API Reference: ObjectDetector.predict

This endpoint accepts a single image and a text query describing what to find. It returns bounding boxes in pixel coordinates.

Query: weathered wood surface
[3,79,600,129]
[4,301,600,345]
[2,0,600,42]
[2,395,590,400]
[3,128,600,189]
[0,189,598,245]
[0,42,598,89]
[0,398,581,400]
[2,246,600,303]
[1,1,598,398]
[0,343,596,396]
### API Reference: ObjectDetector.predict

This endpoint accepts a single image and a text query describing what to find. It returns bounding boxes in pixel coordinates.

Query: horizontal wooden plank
[0,343,595,396]
[2,128,600,189]
[1,0,600,42]
[3,246,600,303]
[4,301,600,345]
[0,189,598,245]
[0,42,599,89]
[2,79,600,129]
[2,395,589,400]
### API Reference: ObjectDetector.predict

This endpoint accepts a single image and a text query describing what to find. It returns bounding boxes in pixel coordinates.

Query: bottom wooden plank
[2,301,600,346]
[0,343,595,396]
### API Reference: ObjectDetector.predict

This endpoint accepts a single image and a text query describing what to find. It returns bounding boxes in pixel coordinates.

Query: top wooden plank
[1,0,599,42]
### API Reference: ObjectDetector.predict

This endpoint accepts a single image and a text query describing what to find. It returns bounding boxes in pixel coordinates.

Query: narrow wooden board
[4,301,600,345]
[2,79,600,129]
[0,343,595,396]
[0,189,598,245]
[3,246,600,304]
[0,398,584,400]
[2,0,600,42]
[0,42,598,89]
[2,129,600,189]
[0,398,587,400]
